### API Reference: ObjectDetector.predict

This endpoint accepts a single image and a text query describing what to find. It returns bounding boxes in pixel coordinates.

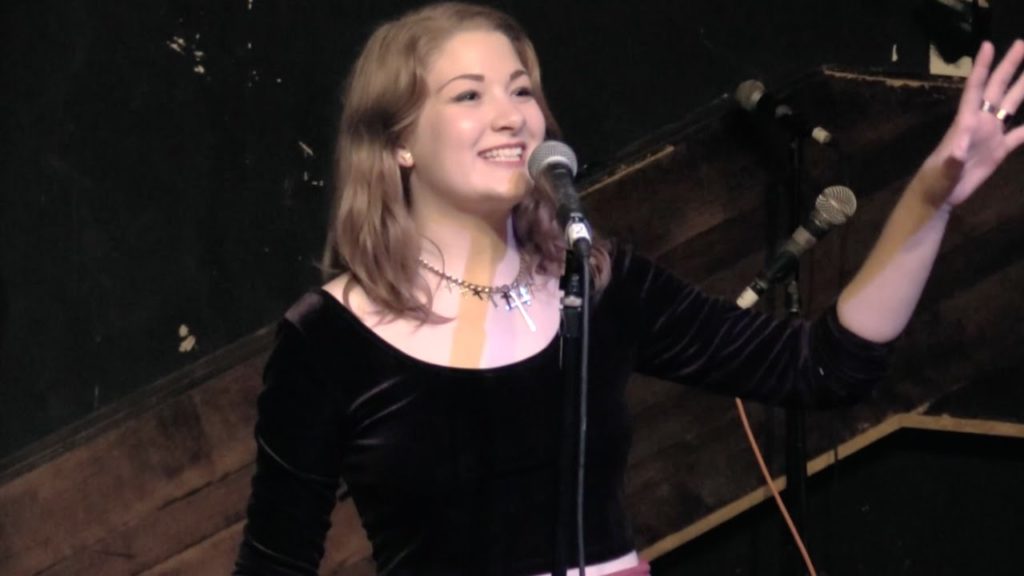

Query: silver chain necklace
[417,256,537,332]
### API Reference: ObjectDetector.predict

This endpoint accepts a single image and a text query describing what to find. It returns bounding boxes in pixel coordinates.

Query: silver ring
[981,99,1016,127]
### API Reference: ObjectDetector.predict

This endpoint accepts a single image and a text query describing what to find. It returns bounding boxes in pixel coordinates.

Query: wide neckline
[313,287,561,375]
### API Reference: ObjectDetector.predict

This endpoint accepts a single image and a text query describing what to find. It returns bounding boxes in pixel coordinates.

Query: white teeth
[480,146,523,161]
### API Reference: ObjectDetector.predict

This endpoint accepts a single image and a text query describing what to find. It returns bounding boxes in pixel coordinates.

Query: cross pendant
[502,287,536,332]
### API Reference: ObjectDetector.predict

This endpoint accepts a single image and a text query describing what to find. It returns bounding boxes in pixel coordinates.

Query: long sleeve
[616,249,892,408]
[234,320,348,575]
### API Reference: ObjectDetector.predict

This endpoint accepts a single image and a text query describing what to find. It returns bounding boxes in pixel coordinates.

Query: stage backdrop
[1,0,1019,461]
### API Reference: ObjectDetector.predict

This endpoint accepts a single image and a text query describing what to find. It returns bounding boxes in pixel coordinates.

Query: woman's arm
[837,40,1024,343]
[234,319,347,576]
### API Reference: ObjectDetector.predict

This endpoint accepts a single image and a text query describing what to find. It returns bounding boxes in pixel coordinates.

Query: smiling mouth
[479,145,525,162]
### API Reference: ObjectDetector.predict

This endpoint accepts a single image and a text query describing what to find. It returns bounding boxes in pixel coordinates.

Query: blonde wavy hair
[322,2,609,321]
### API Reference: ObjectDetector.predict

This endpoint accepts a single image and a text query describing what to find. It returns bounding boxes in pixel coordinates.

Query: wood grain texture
[3,69,1023,575]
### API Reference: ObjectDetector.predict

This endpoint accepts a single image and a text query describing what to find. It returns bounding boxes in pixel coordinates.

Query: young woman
[234,3,1024,575]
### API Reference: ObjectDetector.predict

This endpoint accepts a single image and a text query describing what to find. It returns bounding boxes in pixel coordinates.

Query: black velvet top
[234,248,891,576]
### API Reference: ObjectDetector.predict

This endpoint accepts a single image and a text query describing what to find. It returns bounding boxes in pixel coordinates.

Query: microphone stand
[554,228,591,576]
[781,134,809,574]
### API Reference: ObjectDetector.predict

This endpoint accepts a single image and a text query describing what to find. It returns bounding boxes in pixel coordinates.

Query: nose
[491,93,526,133]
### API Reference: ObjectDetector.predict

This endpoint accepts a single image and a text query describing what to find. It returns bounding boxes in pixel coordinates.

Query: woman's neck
[415,208,521,287]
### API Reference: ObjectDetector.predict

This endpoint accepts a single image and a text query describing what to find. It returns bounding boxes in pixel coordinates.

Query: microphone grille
[528,140,577,180]
[815,185,857,226]
[735,79,766,112]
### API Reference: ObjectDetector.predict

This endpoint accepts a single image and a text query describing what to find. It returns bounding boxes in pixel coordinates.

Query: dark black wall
[0,1,1013,460]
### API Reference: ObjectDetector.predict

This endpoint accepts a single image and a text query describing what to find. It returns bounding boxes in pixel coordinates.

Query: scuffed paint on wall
[929,44,972,78]
[166,35,208,77]
[178,324,196,353]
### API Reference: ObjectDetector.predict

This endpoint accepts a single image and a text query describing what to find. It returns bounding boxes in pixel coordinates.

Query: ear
[396,147,415,168]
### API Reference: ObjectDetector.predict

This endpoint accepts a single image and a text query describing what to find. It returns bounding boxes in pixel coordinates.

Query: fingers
[959,41,995,118]
[996,40,1024,155]
[998,40,1024,120]
[1006,127,1024,152]
[984,39,1024,107]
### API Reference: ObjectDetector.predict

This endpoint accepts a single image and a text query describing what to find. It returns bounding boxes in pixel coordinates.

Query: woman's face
[401,29,546,219]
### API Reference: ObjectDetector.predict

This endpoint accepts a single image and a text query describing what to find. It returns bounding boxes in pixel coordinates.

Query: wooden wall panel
[0,346,267,575]
[3,68,1023,574]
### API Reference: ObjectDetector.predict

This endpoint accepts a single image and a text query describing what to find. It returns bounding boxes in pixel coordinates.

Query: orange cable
[735,397,818,576]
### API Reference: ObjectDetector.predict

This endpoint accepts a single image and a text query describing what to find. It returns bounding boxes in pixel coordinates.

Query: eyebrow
[436,69,529,93]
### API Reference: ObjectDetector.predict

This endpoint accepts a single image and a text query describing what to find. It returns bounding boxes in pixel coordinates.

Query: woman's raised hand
[923,39,1024,208]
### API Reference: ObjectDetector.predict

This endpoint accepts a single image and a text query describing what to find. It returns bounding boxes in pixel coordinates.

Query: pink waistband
[608,559,651,575]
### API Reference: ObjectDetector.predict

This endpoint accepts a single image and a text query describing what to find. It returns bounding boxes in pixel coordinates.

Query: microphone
[528,140,592,255]
[735,80,833,145]
[736,185,857,309]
